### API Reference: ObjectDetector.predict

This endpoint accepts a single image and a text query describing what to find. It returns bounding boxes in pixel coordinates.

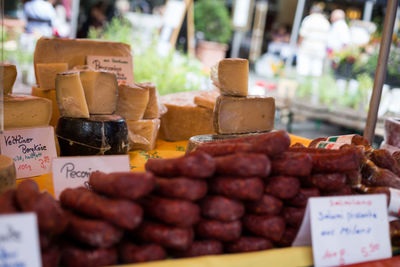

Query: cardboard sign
[0,127,57,179]
[52,155,130,198]
[0,213,42,267]
[87,55,134,84]
[293,195,391,267]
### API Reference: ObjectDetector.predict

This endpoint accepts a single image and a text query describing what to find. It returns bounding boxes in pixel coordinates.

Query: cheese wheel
[0,155,17,193]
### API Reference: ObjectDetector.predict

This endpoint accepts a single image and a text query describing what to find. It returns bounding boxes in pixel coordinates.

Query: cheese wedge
[194,89,220,110]
[0,155,16,193]
[138,82,166,119]
[211,58,249,96]
[213,95,275,134]
[116,84,149,120]
[1,64,17,95]
[36,63,68,90]
[127,119,160,151]
[34,37,132,83]
[55,71,89,118]
[80,70,118,114]
[31,86,59,128]
[160,91,214,141]
[4,94,52,129]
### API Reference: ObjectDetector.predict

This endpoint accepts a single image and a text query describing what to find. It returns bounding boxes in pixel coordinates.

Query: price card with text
[0,127,57,178]
[52,155,130,198]
[0,213,41,267]
[293,194,391,267]
[87,55,134,84]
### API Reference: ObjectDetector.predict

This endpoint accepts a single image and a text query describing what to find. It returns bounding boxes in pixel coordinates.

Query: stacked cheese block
[211,58,275,134]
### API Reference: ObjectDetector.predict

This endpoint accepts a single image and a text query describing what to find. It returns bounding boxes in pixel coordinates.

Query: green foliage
[194,0,232,44]
[88,16,133,45]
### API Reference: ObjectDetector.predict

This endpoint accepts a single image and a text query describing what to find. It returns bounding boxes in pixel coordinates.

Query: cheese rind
[36,63,68,90]
[31,86,59,128]
[138,82,165,119]
[160,91,214,141]
[127,119,160,151]
[4,95,52,129]
[116,84,149,120]
[0,155,16,193]
[80,70,118,114]
[211,58,249,96]
[55,71,90,118]
[213,95,275,134]
[2,64,17,95]
[193,89,220,110]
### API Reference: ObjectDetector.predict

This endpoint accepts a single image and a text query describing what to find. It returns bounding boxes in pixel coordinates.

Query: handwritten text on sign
[52,155,130,198]
[0,213,42,267]
[0,127,57,178]
[87,55,134,84]
[309,195,391,267]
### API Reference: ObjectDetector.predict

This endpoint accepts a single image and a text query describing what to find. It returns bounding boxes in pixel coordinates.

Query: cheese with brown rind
[138,82,166,119]
[116,84,149,120]
[31,86,59,128]
[4,94,52,129]
[34,37,132,83]
[55,71,89,118]
[127,119,160,151]
[160,91,214,141]
[211,58,249,96]
[193,89,220,110]
[2,64,17,95]
[0,155,16,193]
[213,95,275,134]
[36,63,68,90]
[80,70,118,114]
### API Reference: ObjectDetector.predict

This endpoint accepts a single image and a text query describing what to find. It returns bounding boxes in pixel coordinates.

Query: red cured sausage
[323,185,353,196]
[209,176,264,201]
[0,189,19,214]
[310,148,361,173]
[89,171,155,200]
[41,245,60,267]
[271,152,312,177]
[195,142,253,157]
[40,233,52,251]
[60,187,142,230]
[172,240,223,258]
[119,243,167,263]
[215,153,271,177]
[225,236,273,253]
[61,245,117,267]
[283,207,305,228]
[242,215,285,242]
[16,179,40,210]
[67,212,123,248]
[276,227,298,247]
[134,221,194,251]
[245,194,283,215]
[265,176,300,200]
[155,177,207,201]
[145,151,216,179]
[370,149,400,176]
[196,219,242,242]
[200,196,244,222]
[141,196,200,227]
[286,188,320,208]
[309,173,347,192]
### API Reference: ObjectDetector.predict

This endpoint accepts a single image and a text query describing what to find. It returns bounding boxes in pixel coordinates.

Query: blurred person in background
[24,0,57,37]
[296,4,330,77]
[77,1,116,38]
[327,9,351,55]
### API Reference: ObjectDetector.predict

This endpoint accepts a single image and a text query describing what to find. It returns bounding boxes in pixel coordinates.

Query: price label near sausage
[0,213,42,267]
[0,126,57,179]
[52,155,130,198]
[293,195,391,267]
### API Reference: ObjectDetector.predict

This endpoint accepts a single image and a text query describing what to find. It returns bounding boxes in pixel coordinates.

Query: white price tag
[293,195,391,267]
[0,127,57,178]
[0,213,42,267]
[52,155,130,198]
[86,55,134,84]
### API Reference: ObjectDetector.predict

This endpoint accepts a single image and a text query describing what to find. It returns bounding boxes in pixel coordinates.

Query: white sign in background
[0,213,42,267]
[0,127,57,179]
[52,155,130,198]
[293,194,391,267]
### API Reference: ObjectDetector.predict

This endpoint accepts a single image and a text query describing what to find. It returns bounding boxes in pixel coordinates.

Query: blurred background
[3,0,400,143]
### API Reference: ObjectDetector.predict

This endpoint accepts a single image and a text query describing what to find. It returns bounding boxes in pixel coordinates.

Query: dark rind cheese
[56,115,129,156]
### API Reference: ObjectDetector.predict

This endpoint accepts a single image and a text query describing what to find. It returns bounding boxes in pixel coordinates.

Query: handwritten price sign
[86,55,134,84]
[0,127,57,178]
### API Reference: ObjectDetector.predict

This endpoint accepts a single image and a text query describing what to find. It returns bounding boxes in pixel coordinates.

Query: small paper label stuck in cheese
[87,55,134,84]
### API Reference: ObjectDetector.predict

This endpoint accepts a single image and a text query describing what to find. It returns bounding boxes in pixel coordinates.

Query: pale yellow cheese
[160,91,214,141]
[4,94,52,129]
[80,70,118,114]
[55,71,89,118]
[1,64,17,95]
[193,89,220,110]
[31,86,59,128]
[0,155,16,193]
[138,82,166,119]
[211,58,249,96]
[127,119,160,151]
[36,63,68,90]
[34,37,132,84]
[116,84,149,120]
[213,95,275,134]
